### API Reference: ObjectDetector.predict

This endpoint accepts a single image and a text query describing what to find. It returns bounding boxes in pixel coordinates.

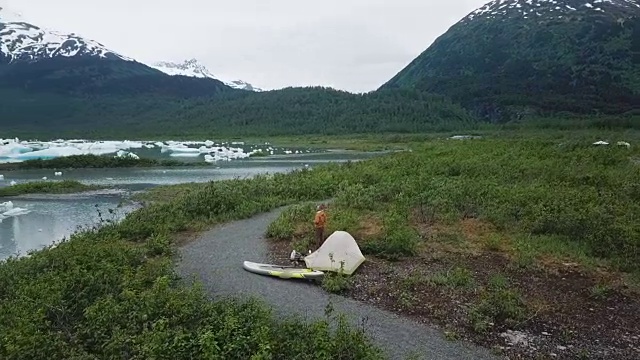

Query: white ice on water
[0,201,30,220]
[116,150,140,159]
[0,137,310,165]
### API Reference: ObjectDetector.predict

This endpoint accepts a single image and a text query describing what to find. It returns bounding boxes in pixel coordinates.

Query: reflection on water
[0,195,137,260]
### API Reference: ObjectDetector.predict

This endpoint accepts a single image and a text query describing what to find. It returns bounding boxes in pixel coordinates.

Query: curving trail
[177,207,496,360]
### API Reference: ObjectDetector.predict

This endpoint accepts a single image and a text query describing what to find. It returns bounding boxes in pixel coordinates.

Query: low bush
[0,180,98,197]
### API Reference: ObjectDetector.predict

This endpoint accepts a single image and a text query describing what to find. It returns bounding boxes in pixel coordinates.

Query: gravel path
[177,207,497,360]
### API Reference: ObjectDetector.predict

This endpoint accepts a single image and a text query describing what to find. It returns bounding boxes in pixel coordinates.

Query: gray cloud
[4,0,488,92]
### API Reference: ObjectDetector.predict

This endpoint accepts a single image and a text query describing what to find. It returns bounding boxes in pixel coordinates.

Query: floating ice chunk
[122,140,144,149]
[170,152,200,157]
[0,201,14,212]
[0,142,33,157]
[10,146,84,160]
[2,207,31,217]
[167,145,200,153]
[115,150,140,159]
[204,154,216,163]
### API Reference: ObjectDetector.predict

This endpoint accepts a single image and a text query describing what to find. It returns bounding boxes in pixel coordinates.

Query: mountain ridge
[149,59,263,92]
[382,0,640,121]
[0,5,259,97]
[0,5,132,64]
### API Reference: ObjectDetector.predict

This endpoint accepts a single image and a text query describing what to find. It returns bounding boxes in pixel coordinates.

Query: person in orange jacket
[313,203,328,249]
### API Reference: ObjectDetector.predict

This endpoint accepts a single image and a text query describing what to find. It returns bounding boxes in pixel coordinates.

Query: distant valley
[1,0,639,138]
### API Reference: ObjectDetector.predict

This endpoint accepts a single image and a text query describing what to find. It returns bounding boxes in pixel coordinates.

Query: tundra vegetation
[2,133,638,359]
[265,134,640,358]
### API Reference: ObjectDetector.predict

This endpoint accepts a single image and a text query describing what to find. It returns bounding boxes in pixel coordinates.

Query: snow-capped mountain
[462,0,640,23]
[149,59,263,92]
[0,5,132,63]
[382,0,640,119]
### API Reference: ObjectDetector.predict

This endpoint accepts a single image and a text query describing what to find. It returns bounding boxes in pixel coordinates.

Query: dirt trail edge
[177,207,497,360]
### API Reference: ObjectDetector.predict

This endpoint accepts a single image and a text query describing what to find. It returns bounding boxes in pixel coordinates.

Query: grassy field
[2,132,639,359]
[0,180,100,197]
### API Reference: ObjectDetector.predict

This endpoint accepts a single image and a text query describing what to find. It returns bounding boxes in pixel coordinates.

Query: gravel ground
[177,207,497,360]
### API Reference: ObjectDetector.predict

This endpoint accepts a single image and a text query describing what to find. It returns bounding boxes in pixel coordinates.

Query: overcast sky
[4,0,488,92]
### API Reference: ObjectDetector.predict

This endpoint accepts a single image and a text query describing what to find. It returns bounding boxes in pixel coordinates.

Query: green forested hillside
[381,0,640,122]
[0,57,234,98]
[0,87,477,138]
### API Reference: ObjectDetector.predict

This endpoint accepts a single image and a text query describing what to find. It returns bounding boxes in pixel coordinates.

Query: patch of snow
[1,5,133,63]
[461,0,640,24]
[149,58,264,92]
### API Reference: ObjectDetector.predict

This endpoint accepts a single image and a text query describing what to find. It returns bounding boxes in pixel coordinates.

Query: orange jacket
[314,210,327,228]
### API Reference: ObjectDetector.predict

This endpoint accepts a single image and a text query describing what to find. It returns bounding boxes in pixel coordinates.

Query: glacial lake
[0,150,382,261]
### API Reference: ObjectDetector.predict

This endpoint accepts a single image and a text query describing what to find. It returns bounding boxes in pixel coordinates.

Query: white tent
[304,231,365,275]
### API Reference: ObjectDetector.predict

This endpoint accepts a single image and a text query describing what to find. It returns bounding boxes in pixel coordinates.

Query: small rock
[557,346,567,351]
[542,332,551,336]
[550,353,557,357]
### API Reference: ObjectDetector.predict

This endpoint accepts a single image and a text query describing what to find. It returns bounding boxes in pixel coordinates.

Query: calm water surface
[0,151,381,260]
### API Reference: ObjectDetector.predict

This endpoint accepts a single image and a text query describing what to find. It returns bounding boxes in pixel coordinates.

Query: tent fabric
[304,231,365,275]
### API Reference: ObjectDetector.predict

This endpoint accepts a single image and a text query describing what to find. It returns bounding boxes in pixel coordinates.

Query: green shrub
[361,210,419,260]
[0,180,98,197]
[469,274,528,333]
[266,203,316,241]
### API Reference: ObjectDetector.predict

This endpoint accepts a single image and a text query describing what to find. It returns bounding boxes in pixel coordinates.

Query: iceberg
[0,141,33,157]
[11,147,84,160]
[115,150,140,159]
[0,137,303,164]
[2,207,31,217]
[167,145,200,153]
[170,152,200,157]
[0,201,14,212]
